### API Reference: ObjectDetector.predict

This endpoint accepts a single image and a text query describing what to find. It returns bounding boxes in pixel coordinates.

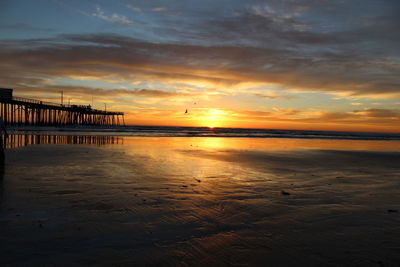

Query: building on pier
[0,88,124,126]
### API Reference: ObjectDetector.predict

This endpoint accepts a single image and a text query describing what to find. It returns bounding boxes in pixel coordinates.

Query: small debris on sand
[281,190,291,196]
[387,209,398,213]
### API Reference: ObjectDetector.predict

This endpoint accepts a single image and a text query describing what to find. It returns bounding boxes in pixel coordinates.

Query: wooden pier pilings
[0,95,124,126]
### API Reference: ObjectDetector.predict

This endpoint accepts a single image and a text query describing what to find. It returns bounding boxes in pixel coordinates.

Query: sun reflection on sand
[122,136,400,152]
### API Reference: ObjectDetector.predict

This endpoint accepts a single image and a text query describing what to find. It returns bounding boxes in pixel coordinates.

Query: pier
[0,88,124,126]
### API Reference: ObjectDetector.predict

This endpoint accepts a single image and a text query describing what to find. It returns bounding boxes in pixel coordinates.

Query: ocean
[7,125,400,141]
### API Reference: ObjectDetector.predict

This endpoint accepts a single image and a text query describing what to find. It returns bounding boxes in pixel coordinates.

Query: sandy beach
[1,136,400,266]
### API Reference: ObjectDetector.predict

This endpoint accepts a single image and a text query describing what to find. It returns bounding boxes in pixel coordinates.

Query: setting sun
[201,109,226,128]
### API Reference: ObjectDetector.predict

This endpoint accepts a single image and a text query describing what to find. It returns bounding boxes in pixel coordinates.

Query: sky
[0,0,399,132]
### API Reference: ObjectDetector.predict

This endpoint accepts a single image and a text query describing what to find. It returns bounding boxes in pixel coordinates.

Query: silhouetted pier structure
[0,88,124,126]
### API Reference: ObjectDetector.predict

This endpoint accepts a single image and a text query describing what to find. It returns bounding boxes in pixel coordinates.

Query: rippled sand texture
[1,137,400,266]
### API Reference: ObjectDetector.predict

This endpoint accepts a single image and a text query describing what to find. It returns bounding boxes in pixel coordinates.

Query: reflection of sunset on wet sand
[123,136,400,152]
[1,137,400,265]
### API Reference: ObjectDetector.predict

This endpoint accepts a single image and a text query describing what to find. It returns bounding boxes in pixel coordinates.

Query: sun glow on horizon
[200,108,227,128]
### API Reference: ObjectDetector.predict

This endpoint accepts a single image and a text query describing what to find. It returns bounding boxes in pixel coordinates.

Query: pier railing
[12,96,76,109]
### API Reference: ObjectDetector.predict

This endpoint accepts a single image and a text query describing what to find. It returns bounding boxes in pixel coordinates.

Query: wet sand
[1,137,400,266]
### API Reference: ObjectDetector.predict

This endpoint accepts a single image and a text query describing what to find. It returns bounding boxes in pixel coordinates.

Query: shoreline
[4,133,400,152]
[4,126,400,141]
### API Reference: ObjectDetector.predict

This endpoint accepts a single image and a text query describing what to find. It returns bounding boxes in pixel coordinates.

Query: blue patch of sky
[0,0,89,39]
[0,0,152,41]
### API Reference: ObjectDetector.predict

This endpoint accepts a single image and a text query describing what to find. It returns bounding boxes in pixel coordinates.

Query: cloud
[272,108,300,116]
[252,92,298,100]
[224,107,400,132]
[303,109,400,125]
[0,32,399,101]
[127,4,142,13]
[13,85,197,100]
[128,88,194,98]
[200,106,400,130]
[353,108,400,118]
[92,6,135,25]
[152,7,167,12]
